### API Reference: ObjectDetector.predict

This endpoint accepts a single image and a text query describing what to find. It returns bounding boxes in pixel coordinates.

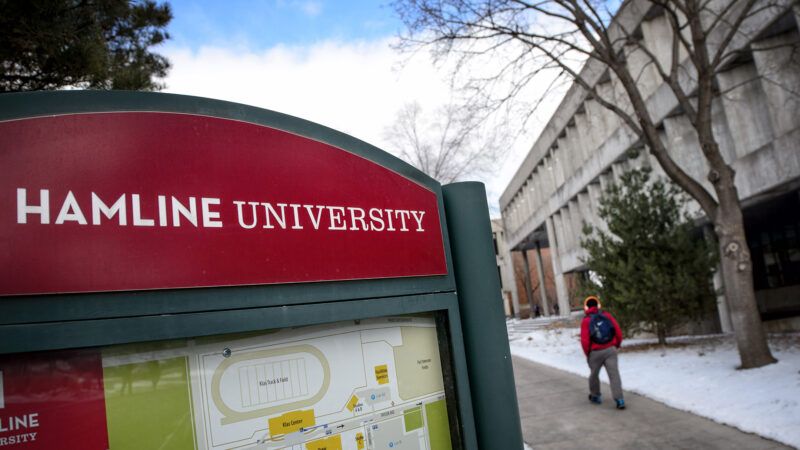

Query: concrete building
[492,219,518,317]
[499,1,800,329]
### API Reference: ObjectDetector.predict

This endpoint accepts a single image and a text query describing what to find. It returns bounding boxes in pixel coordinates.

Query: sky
[160,0,566,216]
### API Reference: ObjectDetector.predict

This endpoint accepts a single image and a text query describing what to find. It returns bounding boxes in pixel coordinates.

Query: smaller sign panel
[0,350,109,449]
[0,112,448,295]
[0,314,454,450]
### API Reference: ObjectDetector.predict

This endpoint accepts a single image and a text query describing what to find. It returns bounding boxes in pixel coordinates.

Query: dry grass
[768,333,800,352]
[543,317,582,330]
[620,332,799,354]
[620,337,726,353]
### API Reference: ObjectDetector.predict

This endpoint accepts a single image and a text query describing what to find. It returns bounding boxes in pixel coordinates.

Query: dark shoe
[615,398,626,410]
[588,394,602,404]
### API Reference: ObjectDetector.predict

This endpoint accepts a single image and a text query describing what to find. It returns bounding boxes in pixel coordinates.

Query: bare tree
[383,101,506,184]
[393,0,800,368]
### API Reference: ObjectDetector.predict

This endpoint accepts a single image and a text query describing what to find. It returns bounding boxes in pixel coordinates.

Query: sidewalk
[513,356,792,449]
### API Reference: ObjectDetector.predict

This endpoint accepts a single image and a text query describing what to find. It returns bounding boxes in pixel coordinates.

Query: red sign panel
[0,113,447,295]
[0,350,109,449]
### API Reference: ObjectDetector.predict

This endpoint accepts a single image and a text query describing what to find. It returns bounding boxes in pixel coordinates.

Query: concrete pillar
[717,63,774,158]
[521,184,530,221]
[509,202,516,232]
[663,114,709,183]
[663,114,718,219]
[713,267,734,333]
[529,180,537,213]
[558,208,571,253]
[526,180,536,215]
[521,250,534,318]
[596,82,619,133]
[527,180,536,218]
[546,215,570,316]
[711,98,737,164]
[611,75,631,116]
[554,209,570,256]
[534,242,550,317]
[568,200,581,253]
[611,161,626,183]
[557,136,572,177]
[599,170,612,193]
[573,114,593,164]
[501,243,522,320]
[534,170,544,206]
[751,30,800,138]
[702,226,733,333]
[641,14,674,75]
[586,182,602,219]
[649,130,670,180]
[587,182,608,235]
[584,99,605,145]
[624,42,660,99]
[544,155,557,192]
[544,160,555,197]
[553,148,566,187]
[566,125,584,170]
[577,191,592,237]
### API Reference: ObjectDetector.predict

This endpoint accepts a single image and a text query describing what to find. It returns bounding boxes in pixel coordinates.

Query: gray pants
[588,346,623,400]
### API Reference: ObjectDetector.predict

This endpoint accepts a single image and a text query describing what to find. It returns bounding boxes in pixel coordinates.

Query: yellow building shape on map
[374,364,389,385]
[305,434,342,450]
[346,394,359,412]
[355,432,365,450]
[268,409,315,436]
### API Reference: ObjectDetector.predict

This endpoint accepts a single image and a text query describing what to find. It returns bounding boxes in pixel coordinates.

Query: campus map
[100,315,453,450]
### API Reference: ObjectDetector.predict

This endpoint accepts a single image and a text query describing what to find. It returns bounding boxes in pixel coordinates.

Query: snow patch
[510,325,800,448]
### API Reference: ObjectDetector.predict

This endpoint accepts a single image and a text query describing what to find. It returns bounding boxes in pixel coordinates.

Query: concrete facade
[499,1,800,322]
[492,219,519,317]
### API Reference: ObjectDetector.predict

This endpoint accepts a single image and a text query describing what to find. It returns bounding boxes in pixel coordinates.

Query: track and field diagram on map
[101,315,454,450]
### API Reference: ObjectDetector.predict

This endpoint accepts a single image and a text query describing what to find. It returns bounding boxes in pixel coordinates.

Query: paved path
[512,356,791,449]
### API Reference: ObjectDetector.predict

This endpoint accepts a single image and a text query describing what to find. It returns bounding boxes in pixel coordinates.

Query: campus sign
[0,112,447,295]
[0,92,523,450]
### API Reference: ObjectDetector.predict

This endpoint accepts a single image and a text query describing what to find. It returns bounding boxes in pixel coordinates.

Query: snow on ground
[509,319,800,448]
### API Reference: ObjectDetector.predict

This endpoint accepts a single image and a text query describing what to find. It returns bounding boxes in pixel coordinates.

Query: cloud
[298,1,322,16]
[163,39,452,150]
[161,37,565,217]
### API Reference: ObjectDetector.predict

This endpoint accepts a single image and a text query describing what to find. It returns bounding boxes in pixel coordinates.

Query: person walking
[581,295,625,409]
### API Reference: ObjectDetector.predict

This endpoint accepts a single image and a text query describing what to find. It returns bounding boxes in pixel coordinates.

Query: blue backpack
[589,312,615,344]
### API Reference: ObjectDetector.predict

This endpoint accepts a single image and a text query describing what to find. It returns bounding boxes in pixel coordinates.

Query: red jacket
[581,306,623,355]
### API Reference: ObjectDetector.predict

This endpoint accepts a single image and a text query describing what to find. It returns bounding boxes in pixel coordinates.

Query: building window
[747,191,800,290]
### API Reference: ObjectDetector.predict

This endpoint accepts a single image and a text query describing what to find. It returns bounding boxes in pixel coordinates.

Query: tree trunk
[713,183,777,369]
[656,326,667,346]
[690,91,779,369]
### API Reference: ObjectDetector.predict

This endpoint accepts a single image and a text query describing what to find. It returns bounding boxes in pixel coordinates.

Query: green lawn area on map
[404,406,423,432]
[103,356,196,450]
[425,399,452,450]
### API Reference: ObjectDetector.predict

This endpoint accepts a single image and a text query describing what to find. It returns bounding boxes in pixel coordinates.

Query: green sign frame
[0,91,523,450]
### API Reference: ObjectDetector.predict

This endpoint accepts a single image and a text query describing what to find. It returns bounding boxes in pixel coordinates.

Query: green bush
[581,168,717,344]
